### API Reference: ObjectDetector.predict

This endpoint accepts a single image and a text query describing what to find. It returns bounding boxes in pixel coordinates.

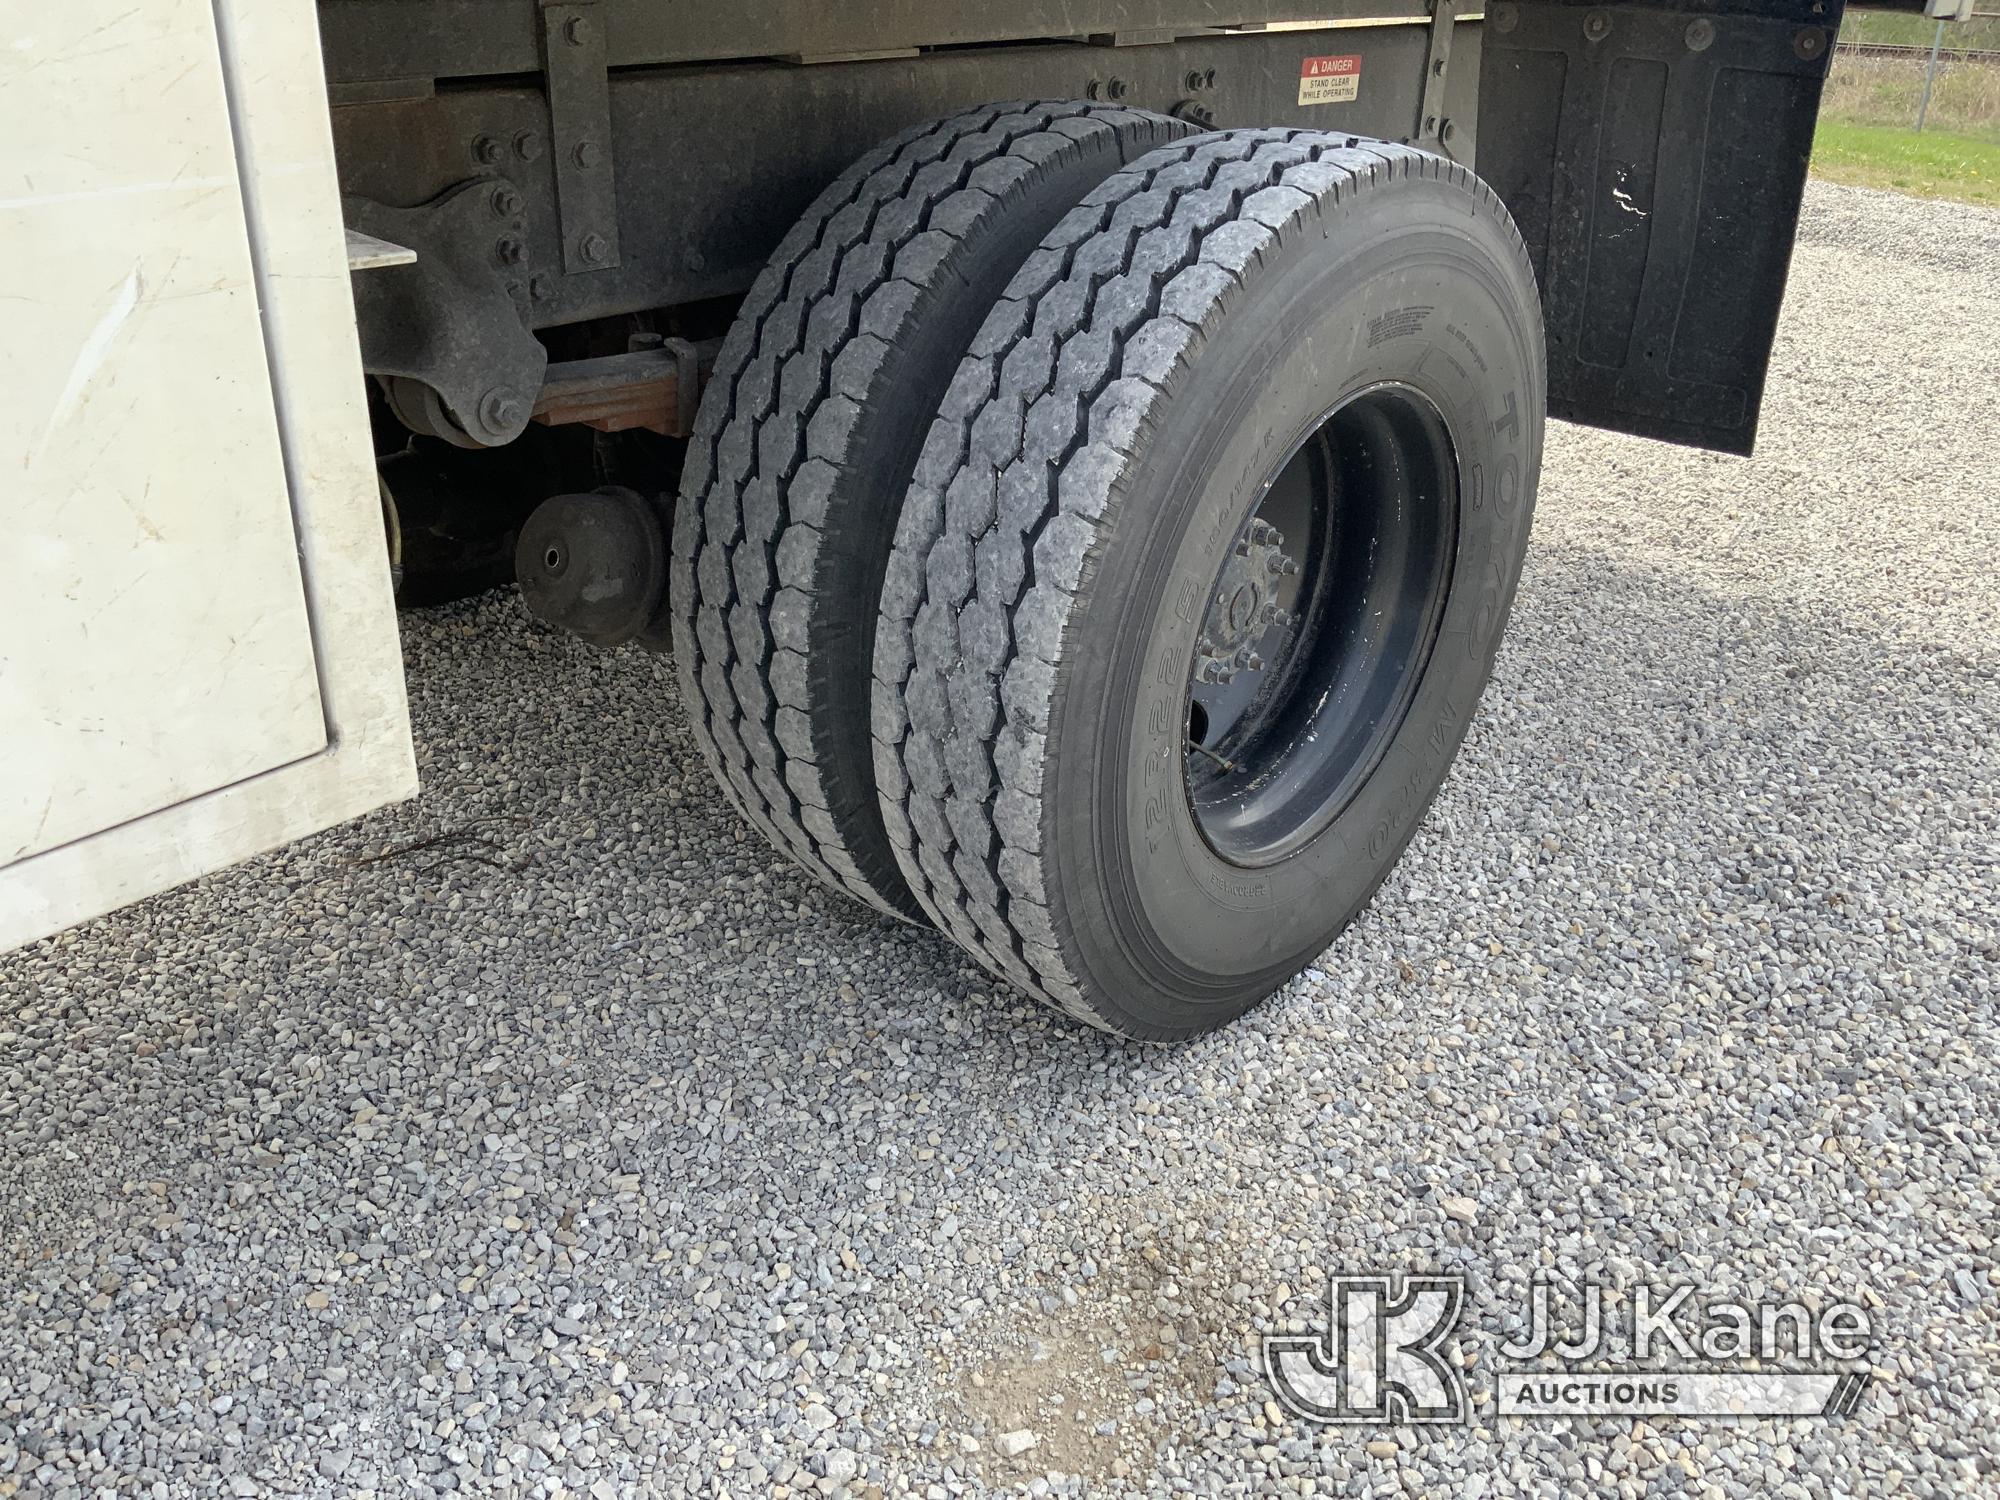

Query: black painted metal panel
[315,0,1434,87]
[330,23,1475,330]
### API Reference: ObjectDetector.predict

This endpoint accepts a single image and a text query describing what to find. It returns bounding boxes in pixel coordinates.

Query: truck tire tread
[873,129,1536,1028]
[673,100,1190,919]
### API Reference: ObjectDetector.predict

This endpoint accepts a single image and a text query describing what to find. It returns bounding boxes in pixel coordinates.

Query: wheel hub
[1193,520,1296,687]
[1182,383,1458,867]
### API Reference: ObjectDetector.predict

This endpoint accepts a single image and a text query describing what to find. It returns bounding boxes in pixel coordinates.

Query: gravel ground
[3,180,1996,1500]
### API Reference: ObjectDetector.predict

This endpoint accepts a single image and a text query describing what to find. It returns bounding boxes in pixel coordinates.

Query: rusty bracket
[1417,0,1459,153]
[539,0,621,274]
[531,338,718,438]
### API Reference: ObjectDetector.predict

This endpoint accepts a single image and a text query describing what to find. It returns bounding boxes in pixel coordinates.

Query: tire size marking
[1143,625,1183,855]
[1364,693,1462,862]
[1200,864,1270,905]
[1446,323,1490,375]
[1143,748,1172,853]
[1298,54,1362,106]
[1367,305,1433,348]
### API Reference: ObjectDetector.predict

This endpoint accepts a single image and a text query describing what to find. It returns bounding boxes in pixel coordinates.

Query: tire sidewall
[1045,180,1544,1035]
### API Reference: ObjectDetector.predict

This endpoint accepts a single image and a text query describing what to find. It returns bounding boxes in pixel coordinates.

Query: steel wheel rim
[1183,382,1459,868]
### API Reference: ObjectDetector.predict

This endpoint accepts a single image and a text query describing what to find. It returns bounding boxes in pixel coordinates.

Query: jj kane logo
[1266,1275,1873,1424]
[1266,1275,1468,1423]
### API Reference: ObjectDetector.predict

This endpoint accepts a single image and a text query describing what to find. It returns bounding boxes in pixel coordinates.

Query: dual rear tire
[671,102,1194,920]
[674,112,1545,1039]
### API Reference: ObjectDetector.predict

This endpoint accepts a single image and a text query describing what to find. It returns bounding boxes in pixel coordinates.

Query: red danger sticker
[1298,54,1362,106]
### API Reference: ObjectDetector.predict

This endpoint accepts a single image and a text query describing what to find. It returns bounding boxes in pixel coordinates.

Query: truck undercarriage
[330,0,1859,1032]
[326,0,1846,461]
[3,0,1881,1031]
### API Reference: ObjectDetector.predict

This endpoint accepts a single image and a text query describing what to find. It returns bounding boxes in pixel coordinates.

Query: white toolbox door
[0,0,418,951]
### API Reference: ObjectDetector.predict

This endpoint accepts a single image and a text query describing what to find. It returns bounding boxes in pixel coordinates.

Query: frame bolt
[573,140,603,169]
[496,236,525,266]
[1583,10,1610,42]
[492,186,524,218]
[471,134,505,167]
[514,129,547,162]
[580,232,611,265]
[564,15,591,46]
[481,389,522,431]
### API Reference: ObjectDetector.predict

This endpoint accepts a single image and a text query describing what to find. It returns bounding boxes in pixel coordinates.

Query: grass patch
[1841,8,2000,53]
[1823,53,2000,142]
[1812,118,2000,206]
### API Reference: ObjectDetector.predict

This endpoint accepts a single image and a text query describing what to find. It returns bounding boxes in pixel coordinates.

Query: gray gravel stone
[1,179,1995,1499]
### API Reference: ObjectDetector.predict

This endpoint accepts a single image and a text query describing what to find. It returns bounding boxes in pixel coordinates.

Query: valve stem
[1187,739,1237,773]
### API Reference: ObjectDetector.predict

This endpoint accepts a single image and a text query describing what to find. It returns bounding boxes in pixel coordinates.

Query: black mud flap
[1477,0,1844,454]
